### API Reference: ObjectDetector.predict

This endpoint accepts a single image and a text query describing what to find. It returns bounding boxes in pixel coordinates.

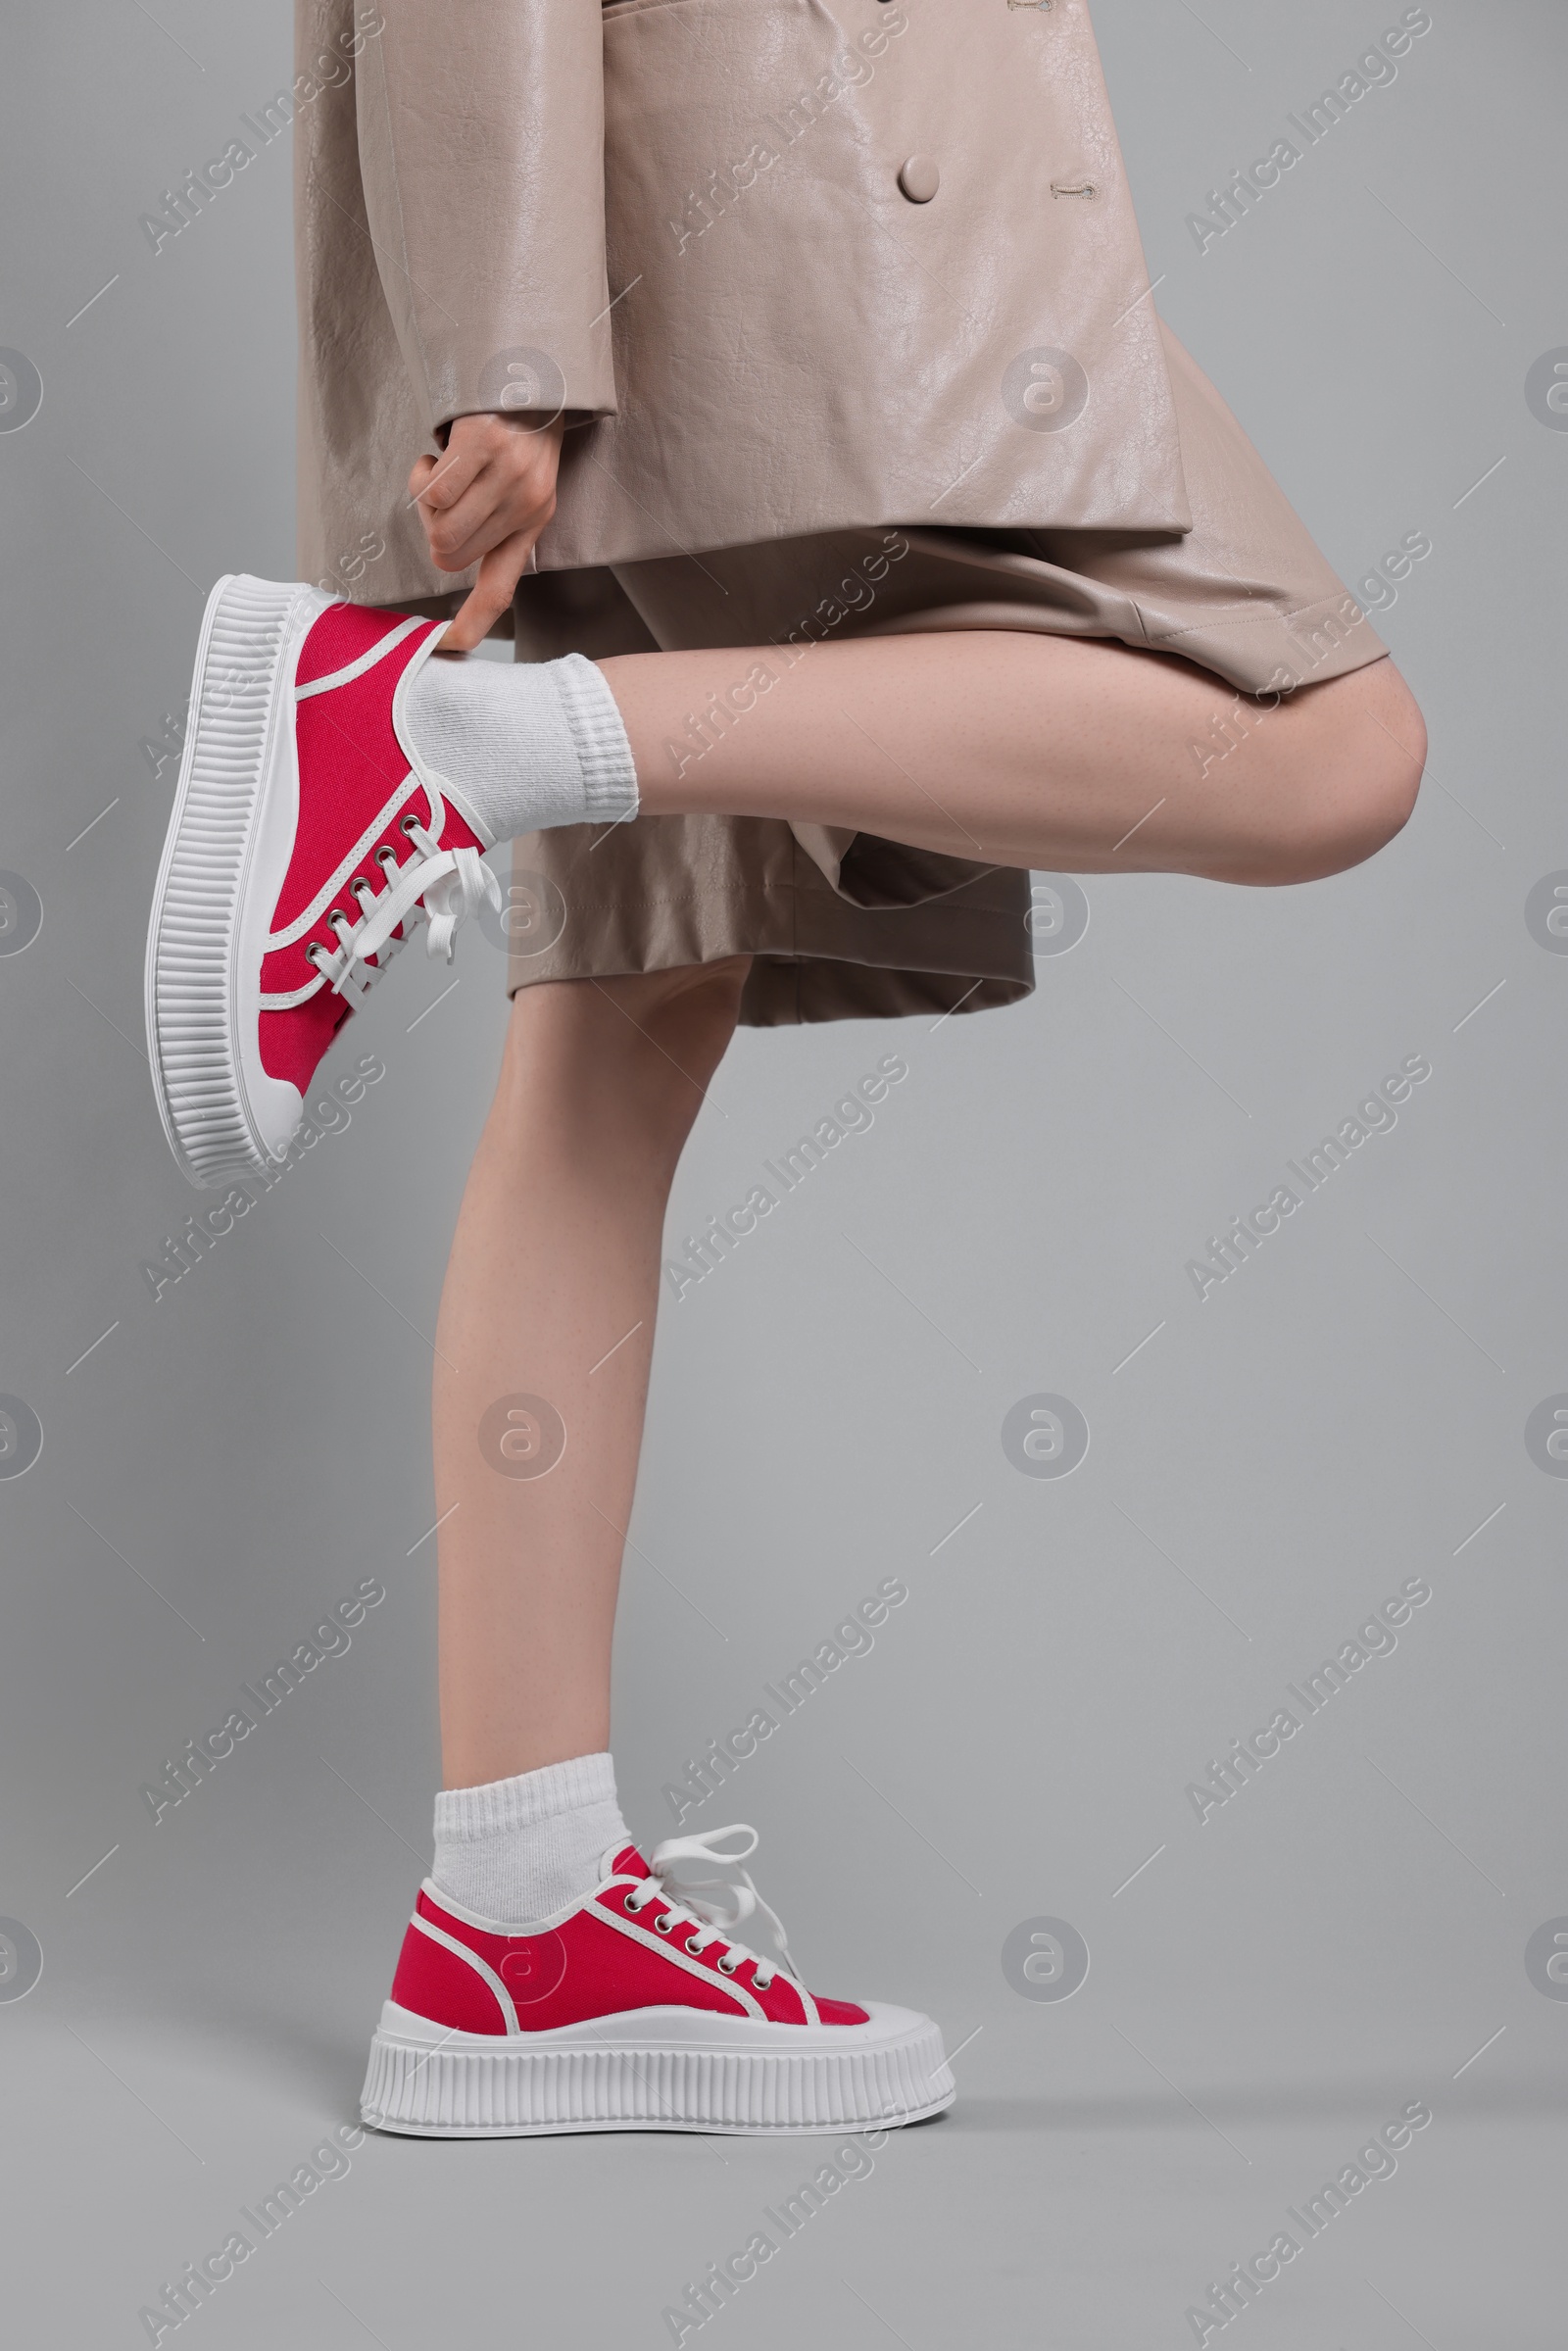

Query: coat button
[898,155,941,204]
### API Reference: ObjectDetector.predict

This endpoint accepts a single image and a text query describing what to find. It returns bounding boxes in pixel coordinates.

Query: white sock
[403,650,638,846]
[431,1751,631,1924]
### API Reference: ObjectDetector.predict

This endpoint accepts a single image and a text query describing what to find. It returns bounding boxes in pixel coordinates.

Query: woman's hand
[408,411,566,652]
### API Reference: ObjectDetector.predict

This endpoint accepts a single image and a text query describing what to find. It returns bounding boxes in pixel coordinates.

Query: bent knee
[1253,662,1426,885]
[513,954,749,1041]
[503,955,749,1137]
[611,954,753,1052]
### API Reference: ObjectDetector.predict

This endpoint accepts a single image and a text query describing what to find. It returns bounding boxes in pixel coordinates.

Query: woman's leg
[609,632,1425,885]
[431,955,750,1791]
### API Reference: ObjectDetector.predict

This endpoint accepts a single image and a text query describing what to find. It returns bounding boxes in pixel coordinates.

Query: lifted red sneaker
[144,573,500,1186]
[361,1826,955,2137]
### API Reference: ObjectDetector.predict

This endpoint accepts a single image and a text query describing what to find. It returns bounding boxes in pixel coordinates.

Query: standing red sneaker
[144,573,500,1186]
[361,1826,955,2137]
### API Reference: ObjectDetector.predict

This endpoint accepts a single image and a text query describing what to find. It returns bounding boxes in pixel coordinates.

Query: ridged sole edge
[143,573,304,1188]
[361,2023,956,2138]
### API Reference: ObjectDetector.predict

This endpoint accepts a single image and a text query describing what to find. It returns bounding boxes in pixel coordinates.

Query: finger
[409,437,485,515]
[438,529,538,654]
[422,470,554,575]
[418,465,520,570]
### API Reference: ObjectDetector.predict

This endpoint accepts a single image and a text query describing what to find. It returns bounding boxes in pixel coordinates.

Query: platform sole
[361,1998,955,2138]
[143,573,324,1186]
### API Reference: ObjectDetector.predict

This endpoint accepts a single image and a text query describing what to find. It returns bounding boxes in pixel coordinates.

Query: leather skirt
[502,324,1389,1027]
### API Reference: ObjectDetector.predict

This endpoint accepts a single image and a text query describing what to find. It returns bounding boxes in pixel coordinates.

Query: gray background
[2,1,1566,2343]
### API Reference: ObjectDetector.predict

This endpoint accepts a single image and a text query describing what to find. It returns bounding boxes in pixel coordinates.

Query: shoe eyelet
[305,943,322,968]
[653,1911,674,1933]
[401,812,419,834]
[716,1953,738,1975]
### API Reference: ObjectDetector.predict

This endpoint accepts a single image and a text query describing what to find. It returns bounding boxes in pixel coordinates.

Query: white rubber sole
[361,1998,956,2138]
[144,573,325,1187]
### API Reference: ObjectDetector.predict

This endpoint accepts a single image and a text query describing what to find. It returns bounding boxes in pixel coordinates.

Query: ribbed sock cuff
[553,653,640,822]
[434,1750,617,1843]
[430,1751,630,1923]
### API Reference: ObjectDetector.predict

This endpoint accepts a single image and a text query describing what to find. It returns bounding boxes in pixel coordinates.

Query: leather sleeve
[352,0,617,434]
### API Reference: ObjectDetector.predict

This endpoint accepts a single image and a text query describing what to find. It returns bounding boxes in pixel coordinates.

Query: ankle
[431,1751,629,1925]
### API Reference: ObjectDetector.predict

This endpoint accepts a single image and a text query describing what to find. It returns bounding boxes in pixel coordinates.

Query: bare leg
[432,957,749,1790]
[609,632,1426,885]
[428,635,1423,1794]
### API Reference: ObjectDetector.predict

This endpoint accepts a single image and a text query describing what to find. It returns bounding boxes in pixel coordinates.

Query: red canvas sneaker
[144,573,500,1186]
[361,1825,955,2137]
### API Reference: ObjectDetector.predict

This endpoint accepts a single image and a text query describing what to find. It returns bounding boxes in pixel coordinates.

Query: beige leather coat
[295,0,1189,603]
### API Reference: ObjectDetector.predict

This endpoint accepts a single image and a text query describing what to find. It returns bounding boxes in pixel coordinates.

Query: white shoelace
[306,812,501,1003]
[629,1824,796,1989]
